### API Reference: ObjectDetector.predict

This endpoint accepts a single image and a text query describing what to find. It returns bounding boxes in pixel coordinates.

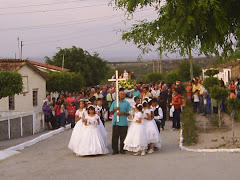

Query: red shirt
[69,106,76,116]
[172,94,182,109]
[54,105,60,116]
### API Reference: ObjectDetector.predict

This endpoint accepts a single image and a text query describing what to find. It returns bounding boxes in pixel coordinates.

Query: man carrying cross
[109,88,131,155]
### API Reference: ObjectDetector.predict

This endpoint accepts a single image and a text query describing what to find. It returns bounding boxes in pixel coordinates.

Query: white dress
[68,108,88,152]
[143,109,162,148]
[124,112,148,152]
[74,114,109,156]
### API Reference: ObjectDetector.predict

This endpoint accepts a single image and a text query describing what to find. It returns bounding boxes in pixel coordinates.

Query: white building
[0,59,68,140]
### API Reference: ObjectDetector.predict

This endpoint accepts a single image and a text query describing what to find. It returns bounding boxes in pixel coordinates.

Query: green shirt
[132,90,142,98]
[110,98,131,126]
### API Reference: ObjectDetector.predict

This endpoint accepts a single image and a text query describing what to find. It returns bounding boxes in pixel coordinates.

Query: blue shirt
[132,90,142,98]
[110,99,131,126]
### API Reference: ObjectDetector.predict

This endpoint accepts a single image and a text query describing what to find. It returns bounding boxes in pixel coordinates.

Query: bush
[182,106,198,145]
[0,71,23,99]
[164,72,178,83]
[142,72,164,83]
[203,77,219,91]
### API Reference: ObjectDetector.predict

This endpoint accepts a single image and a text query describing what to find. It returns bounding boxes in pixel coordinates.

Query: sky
[0,0,195,62]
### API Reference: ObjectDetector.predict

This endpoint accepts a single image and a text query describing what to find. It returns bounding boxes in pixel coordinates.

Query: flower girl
[68,100,88,153]
[69,105,108,156]
[124,103,148,156]
[142,100,161,154]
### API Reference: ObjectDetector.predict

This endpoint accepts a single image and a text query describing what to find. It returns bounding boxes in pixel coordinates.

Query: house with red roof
[0,59,67,140]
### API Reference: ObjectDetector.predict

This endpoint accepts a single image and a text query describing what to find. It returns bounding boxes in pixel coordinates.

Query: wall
[0,65,46,112]
[0,111,44,141]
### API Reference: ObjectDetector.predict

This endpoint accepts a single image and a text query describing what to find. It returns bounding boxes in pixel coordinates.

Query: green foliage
[0,71,23,99]
[142,72,163,83]
[226,98,240,110]
[113,0,240,62]
[207,114,223,127]
[177,60,202,81]
[164,71,178,83]
[119,80,137,90]
[210,85,229,100]
[45,46,109,87]
[234,110,240,122]
[203,77,219,91]
[182,106,198,146]
[47,71,85,93]
[204,69,219,77]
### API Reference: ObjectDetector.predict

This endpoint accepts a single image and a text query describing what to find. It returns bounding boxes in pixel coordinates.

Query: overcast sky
[0,0,195,62]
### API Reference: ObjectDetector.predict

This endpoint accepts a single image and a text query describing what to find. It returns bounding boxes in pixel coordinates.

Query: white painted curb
[179,129,240,153]
[0,124,71,161]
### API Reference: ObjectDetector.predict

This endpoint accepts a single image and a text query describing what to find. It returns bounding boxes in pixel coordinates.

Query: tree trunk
[218,102,221,128]
[231,109,235,143]
[189,47,194,81]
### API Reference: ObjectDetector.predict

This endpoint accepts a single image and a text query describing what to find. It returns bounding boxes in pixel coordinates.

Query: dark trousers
[69,115,75,128]
[100,118,105,126]
[55,115,60,128]
[60,113,66,127]
[112,125,128,153]
[172,108,181,129]
[154,119,161,133]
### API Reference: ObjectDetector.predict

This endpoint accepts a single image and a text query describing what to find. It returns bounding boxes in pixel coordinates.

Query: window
[9,96,15,110]
[33,90,38,106]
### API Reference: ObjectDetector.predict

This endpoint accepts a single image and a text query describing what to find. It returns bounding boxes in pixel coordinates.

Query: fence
[0,110,45,141]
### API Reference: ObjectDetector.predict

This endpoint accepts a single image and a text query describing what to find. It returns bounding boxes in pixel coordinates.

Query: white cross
[108,70,126,122]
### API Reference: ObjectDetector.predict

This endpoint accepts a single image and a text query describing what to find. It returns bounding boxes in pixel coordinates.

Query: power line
[0,3,107,16]
[0,0,83,9]
[0,8,154,31]
[24,12,156,43]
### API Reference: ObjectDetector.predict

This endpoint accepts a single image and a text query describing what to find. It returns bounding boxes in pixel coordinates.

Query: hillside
[107,57,216,80]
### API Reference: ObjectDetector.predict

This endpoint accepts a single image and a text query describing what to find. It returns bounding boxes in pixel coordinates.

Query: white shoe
[141,151,146,156]
[148,149,154,154]
[133,152,141,156]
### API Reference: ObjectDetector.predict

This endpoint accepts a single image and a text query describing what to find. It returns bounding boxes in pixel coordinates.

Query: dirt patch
[187,113,240,149]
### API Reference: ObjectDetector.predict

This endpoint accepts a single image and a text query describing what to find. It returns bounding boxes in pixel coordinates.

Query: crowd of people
[41,76,240,156]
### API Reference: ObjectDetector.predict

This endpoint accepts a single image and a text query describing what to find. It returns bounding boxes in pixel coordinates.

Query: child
[143,100,161,154]
[96,98,107,126]
[124,104,148,156]
[69,101,76,128]
[193,90,200,113]
[151,98,163,132]
[54,101,61,128]
[71,105,108,156]
[68,100,88,152]
[60,101,66,128]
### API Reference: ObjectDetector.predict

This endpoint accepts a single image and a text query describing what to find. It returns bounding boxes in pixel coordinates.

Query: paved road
[0,121,239,180]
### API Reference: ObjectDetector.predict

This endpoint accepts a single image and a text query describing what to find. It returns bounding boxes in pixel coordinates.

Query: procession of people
[42,70,240,157]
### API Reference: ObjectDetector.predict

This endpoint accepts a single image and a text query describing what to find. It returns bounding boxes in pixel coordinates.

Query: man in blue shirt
[131,85,142,99]
[110,88,131,155]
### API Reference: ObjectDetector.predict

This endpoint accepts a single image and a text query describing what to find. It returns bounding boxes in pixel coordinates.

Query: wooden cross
[108,70,126,122]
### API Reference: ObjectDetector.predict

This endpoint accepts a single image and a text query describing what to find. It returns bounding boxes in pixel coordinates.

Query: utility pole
[17,37,20,59]
[62,55,65,70]
[159,53,162,74]
[153,59,155,72]
[20,41,23,60]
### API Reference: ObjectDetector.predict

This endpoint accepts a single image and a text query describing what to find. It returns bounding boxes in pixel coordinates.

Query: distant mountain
[107,57,216,80]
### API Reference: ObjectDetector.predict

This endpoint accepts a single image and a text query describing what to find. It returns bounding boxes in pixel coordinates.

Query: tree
[210,85,229,128]
[203,77,219,90]
[204,69,219,77]
[177,60,202,81]
[113,0,240,80]
[142,72,163,83]
[47,72,85,93]
[0,71,23,99]
[226,98,240,143]
[164,71,178,83]
[45,46,109,87]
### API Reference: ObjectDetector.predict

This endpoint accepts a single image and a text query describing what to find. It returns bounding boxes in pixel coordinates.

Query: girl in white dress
[73,105,108,156]
[124,103,148,156]
[143,100,161,154]
[68,100,88,153]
